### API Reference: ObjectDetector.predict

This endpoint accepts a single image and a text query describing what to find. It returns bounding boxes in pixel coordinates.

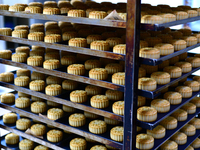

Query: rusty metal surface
[0,104,123,149]
[0,124,66,150]
[0,82,123,122]
[123,0,141,150]
[0,10,126,28]
[0,35,125,61]
[0,59,124,92]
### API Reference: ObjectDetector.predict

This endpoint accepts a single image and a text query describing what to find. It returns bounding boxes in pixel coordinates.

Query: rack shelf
[0,59,124,92]
[0,103,123,149]
[137,107,200,150]
[0,81,123,122]
[138,87,200,130]
[0,10,126,28]
[139,66,200,99]
[0,35,125,61]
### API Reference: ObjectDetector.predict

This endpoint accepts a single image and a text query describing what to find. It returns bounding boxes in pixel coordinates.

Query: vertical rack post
[123,0,141,149]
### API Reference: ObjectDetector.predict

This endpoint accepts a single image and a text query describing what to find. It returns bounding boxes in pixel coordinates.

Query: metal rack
[0,0,200,149]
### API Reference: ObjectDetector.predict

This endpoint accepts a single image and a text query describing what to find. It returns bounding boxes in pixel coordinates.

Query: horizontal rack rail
[140,43,200,66]
[0,103,123,149]
[0,35,125,61]
[139,67,200,99]
[137,107,200,150]
[0,81,123,122]
[0,10,126,28]
[0,124,66,150]
[0,59,124,92]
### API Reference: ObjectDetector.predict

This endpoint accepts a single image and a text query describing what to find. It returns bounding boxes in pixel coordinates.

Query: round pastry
[47,100,60,107]
[105,90,123,101]
[31,71,45,81]
[15,97,30,108]
[111,72,125,85]
[43,59,60,70]
[14,76,29,87]
[181,103,196,114]
[85,59,101,70]
[70,138,87,150]
[45,84,62,96]
[163,66,182,78]
[68,9,86,17]
[189,118,200,129]
[160,116,178,130]
[12,30,28,38]
[67,64,85,75]
[138,78,157,91]
[173,11,188,20]
[29,2,43,7]
[62,31,77,41]
[5,133,19,145]
[182,36,198,46]
[169,31,183,39]
[17,69,30,77]
[47,108,64,120]
[18,92,30,98]
[193,33,200,43]
[89,11,107,19]
[46,76,61,85]
[191,138,200,149]
[136,134,154,149]
[12,53,27,63]
[84,111,99,119]
[0,50,12,60]
[90,41,110,51]
[144,37,162,47]
[29,80,45,91]
[185,146,194,150]
[90,145,107,150]
[45,29,61,36]
[85,85,102,96]
[180,124,196,136]
[31,95,44,102]
[28,32,44,41]
[171,109,188,121]
[178,28,192,36]
[110,126,124,142]
[170,39,187,51]
[160,140,178,150]
[68,38,87,48]
[141,15,163,24]
[16,118,31,130]
[61,55,77,66]
[32,45,45,52]
[106,37,123,48]
[137,106,157,122]
[29,50,44,57]
[45,21,58,30]
[44,34,62,43]
[89,120,107,134]
[187,10,198,18]
[1,93,15,104]
[184,81,200,92]
[63,105,76,113]
[139,47,160,59]
[151,99,170,113]
[69,113,86,127]
[31,124,46,136]
[47,129,63,143]
[105,63,123,75]
[27,56,43,66]
[140,40,148,49]
[150,72,170,85]
[43,7,60,15]
[0,28,12,36]
[112,101,124,115]
[159,13,176,23]
[31,101,46,113]
[179,52,188,61]
[104,117,120,125]
[190,97,200,107]
[62,80,78,91]
[89,68,108,80]
[34,145,49,150]
[169,56,179,65]
[175,86,193,98]
[19,139,34,150]
[90,95,109,108]
[139,67,146,78]
[3,113,17,124]
[171,132,187,145]
[175,62,192,73]
[137,96,146,107]
[25,6,42,13]
[186,57,200,68]
[140,64,158,75]
[163,91,182,105]
[193,75,200,83]
[0,72,14,82]
[9,5,25,12]
[0,4,9,10]
[70,90,87,103]
[154,43,174,56]
[147,125,166,139]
